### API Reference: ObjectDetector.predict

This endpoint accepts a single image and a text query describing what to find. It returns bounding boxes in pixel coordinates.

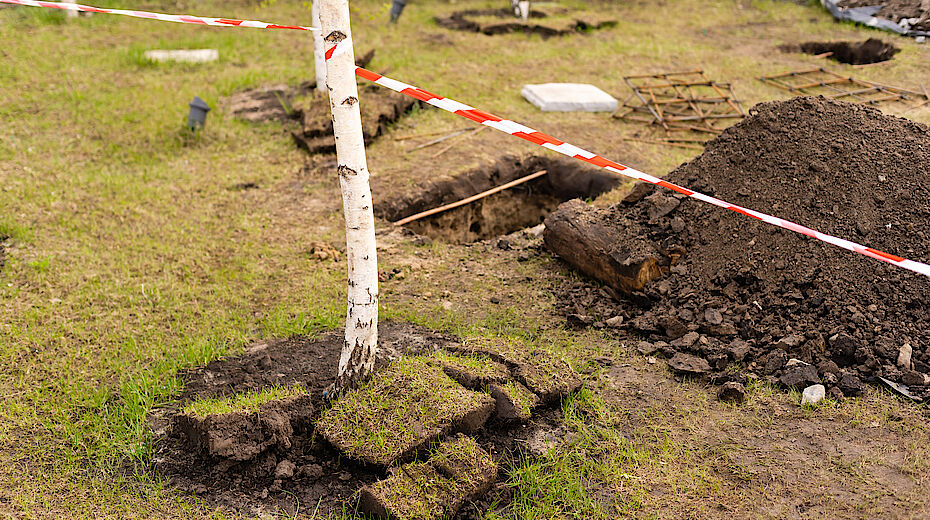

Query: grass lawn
[1,0,929,517]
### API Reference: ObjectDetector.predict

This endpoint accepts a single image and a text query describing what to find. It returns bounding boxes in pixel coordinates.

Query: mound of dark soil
[435,8,616,38]
[781,38,900,64]
[151,322,573,518]
[838,0,930,32]
[550,96,930,400]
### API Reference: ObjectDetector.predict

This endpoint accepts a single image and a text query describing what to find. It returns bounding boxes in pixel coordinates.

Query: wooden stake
[393,170,548,226]
[312,0,326,92]
[320,0,379,395]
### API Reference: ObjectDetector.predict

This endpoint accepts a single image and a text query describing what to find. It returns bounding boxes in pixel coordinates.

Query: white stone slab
[521,83,618,112]
[144,49,219,64]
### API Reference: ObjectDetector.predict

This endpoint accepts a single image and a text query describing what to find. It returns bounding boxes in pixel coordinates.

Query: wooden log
[543,199,664,294]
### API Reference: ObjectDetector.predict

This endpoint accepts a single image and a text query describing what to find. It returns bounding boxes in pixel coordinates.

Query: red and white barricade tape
[324,39,930,278]
[0,0,318,31]
[2,0,928,278]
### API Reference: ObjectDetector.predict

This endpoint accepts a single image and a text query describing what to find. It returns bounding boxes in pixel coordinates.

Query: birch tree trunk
[319,0,379,395]
[312,0,326,92]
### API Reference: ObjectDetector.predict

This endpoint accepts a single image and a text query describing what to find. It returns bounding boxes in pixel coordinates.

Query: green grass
[182,384,309,418]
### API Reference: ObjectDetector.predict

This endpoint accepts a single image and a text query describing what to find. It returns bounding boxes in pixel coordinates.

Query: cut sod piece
[359,435,498,520]
[489,380,538,421]
[175,387,313,461]
[429,349,511,390]
[454,338,582,404]
[316,357,495,466]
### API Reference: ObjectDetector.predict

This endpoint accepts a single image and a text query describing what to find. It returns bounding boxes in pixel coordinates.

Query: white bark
[320,0,379,394]
[312,0,326,92]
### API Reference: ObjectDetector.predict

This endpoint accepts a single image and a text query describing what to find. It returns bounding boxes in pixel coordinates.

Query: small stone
[274,459,296,479]
[636,341,658,356]
[441,301,454,311]
[647,356,657,364]
[728,339,751,362]
[775,334,803,350]
[838,374,864,397]
[780,364,820,389]
[823,372,838,385]
[817,360,840,376]
[566,313,592,328]
[901,370,929,386]
[897,343,913,370]
[667,352,711,374]
[671,331,700,349]
[191,484,208,495]
[717,381,746,403]
[764,350,788,375]
[827,386,844,401]
[605,315,624,328]
[800,384,826,406]
[704,308,723,325]
[659,316,689,339]
[490,297,501,304]
[784,358,808,368]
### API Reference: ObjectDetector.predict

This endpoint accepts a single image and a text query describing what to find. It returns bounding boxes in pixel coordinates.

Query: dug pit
[151,322,582,519]
[780,38,900,64]
[435,8,616,38]
[376,155,622,244]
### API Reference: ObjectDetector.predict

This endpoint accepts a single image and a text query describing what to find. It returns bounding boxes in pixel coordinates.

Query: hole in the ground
[435,8,616,38]
[780,38,899,65]
[376,155,622,244]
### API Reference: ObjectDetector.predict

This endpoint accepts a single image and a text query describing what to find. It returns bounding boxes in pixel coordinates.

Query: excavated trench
[435,8,616,38]
[376,155,622,244]
[780,38,899,64]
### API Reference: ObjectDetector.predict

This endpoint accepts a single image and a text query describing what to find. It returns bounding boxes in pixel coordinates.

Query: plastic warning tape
[323,39,930,278]
[0,0,318,31]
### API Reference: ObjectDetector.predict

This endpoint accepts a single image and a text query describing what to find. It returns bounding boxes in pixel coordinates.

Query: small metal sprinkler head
[188,96,211,130]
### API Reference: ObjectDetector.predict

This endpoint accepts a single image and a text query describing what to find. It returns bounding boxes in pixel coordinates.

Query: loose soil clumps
[152,323,583,518]
[548,96,930,400]
[435,8,616,37]
[780,38,900,64]
[377,154,621,243]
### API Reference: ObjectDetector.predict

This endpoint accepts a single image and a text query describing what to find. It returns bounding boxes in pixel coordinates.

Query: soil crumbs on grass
[550,96,930,400]
[151,322,575,519]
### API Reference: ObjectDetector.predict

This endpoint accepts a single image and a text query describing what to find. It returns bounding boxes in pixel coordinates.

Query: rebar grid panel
[759,68,929,109]
[614,70,747,136]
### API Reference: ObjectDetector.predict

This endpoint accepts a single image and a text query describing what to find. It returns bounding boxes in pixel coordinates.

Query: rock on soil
[717,381,747,403]
[801,384,826,406]
[549,96,930,400]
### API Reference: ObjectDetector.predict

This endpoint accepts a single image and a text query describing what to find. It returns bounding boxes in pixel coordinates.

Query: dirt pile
[838,0,930,32]
[550,96,930,400]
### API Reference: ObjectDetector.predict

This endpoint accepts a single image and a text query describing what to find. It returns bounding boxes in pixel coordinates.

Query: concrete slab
[521,83,618,112]
[144,49,219,64]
